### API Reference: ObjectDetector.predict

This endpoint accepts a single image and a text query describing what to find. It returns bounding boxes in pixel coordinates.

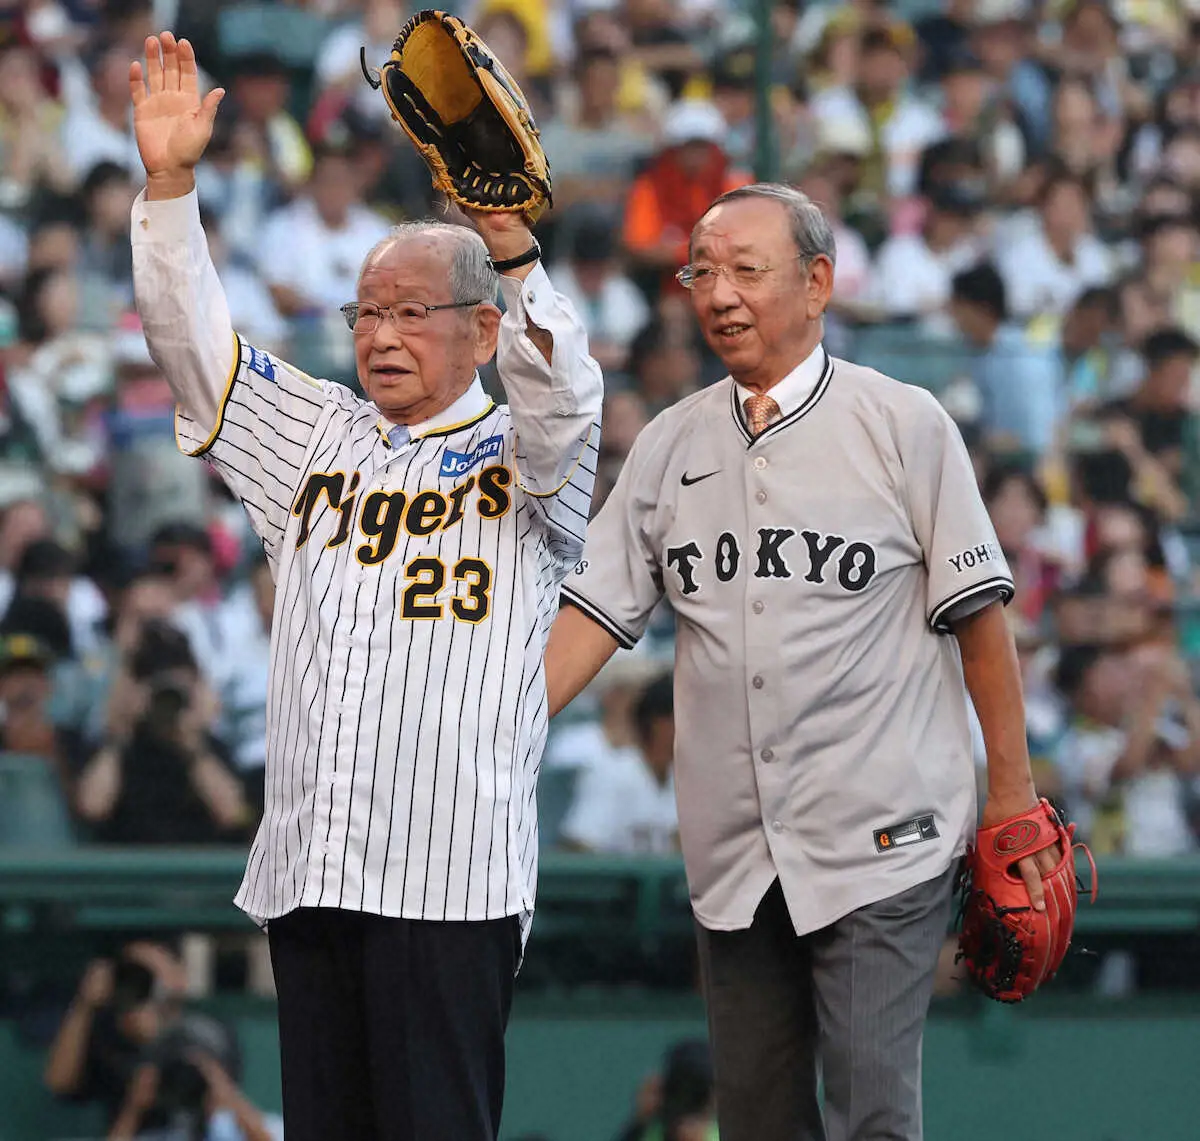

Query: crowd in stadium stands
[0,0,1197,1027]
[0,0,1196,1136]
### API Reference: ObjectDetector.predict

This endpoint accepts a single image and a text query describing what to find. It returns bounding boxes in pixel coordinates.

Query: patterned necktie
[744,393,781,438]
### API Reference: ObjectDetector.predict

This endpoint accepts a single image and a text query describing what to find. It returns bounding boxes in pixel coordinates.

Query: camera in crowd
[128,620,199,739]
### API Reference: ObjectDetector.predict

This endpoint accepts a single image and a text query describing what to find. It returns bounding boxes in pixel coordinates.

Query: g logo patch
[993,820,1040,856]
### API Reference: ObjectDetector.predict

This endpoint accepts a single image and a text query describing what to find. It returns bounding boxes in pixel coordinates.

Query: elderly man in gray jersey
[545,183,1058,1141]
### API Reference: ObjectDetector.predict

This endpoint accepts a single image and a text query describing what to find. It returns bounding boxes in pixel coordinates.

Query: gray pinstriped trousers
[695,864,957,1141]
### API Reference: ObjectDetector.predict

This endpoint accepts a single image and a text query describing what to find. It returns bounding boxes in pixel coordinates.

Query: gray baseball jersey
[561,345,1013,936]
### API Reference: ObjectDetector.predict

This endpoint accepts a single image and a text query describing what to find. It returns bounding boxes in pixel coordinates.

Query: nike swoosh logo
[681,470,721,487]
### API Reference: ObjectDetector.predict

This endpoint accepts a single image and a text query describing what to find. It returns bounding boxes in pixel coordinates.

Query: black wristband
[488,239,541,272]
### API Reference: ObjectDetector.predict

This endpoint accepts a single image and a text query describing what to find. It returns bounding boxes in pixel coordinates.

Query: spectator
[105,324,213,557]
[313,0,406,126]
[808,24,944,200]
[256,144,391,317]
[622,100,751,297]
[968,0,1055,156]
[60,42,142,181]
[1132,213,1200,342]
[146,521,235,692]
[914,0,975,83]
[221,50,311,195]
[0,42,73,209]
[936,46,1026,189]
[792,164,872,316]
[594,389,651,512]
[708,46,758,170]
[627,320,701,415]
[45,943,188,1132]
[984,463,1063,634]
[192,112,278,267]
[1054,642,1200,856]
[550,209,651,374]
[73,620,250,845]
[1048,76,1123,218]
[0,506,107,655]
[1058,285,1122,410]
[77,160,138,318]
[217,554,272,816]
[949,261,1063,455]
[1087,327,1199,521]
[995,168,1114,321]
[198,207,287,353]
[0,632,81,798]
[44,943,282,1141]
[539,45,655,215]
[543,652,663,772]
[82,568,178,745]
[8,264,114,475]
[614,1039,718,1141]
[867,181,987,331]
[558,671,678,854]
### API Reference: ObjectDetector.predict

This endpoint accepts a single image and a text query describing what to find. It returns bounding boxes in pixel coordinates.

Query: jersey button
[761,747,774,762]
[755,490,767,504]
[752,675,764,690]
[771,820,783,833]
[752,601,764,614]
[753,456,768,470]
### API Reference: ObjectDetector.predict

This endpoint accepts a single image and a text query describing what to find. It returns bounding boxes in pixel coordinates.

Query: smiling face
[687,197,833,392]
[354,235,500,425]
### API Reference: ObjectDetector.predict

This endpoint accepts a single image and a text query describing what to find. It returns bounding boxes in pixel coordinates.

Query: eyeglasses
[340,299,483,334]
[675,256,809,291]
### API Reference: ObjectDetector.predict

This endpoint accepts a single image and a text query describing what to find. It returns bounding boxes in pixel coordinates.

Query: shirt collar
[377,376,492,448]
[733,342,827,420]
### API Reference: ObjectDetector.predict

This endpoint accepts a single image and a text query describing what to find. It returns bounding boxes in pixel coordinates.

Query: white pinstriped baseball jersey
[562,344,1012,936]
[131,190,602,935]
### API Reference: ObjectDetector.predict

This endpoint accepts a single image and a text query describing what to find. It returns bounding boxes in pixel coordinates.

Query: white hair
[359,221,500,303]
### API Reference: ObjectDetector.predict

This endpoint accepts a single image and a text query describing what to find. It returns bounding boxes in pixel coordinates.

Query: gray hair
[360,221,500,303]
[693,182,837,267]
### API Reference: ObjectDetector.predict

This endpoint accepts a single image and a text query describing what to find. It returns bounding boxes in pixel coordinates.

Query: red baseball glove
[956,797,1097,1003]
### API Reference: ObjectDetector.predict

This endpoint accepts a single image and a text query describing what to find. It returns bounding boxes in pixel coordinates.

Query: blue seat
[536,767,580,851]
[849,325,975,394]
[0,753,76,848]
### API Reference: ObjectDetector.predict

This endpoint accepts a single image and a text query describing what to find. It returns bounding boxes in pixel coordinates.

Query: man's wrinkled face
[354,236,500,425]
[687,197,831,390]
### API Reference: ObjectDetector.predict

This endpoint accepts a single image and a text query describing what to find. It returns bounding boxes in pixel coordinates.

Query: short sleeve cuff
[560,585,640,650]
[929,578,1014,634]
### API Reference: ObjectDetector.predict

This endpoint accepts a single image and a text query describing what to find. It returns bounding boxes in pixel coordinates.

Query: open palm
[129,32,224,177]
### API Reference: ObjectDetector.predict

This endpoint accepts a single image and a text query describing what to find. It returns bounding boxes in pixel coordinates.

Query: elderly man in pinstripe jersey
[129,32,602,1141]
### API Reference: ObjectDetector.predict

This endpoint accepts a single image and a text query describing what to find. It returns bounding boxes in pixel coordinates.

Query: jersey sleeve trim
[513,421,597,499]
[174,330,242,458]
[929,576,1015,634]
[559,586,639,649]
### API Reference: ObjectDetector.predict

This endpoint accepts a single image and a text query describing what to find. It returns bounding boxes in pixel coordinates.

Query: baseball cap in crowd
[943,45,986,75]
[662,100,727,148]
[814,115,872,159]
[569,209,619,263]
[15,538,76,587]
[929,180,988,215]
[0,633,54,676]
[972,0,1030,25]
[150,521,215,556]
[711,47,756,93]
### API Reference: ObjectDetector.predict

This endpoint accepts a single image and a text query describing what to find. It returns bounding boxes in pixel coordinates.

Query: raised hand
[129,32,224,196]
